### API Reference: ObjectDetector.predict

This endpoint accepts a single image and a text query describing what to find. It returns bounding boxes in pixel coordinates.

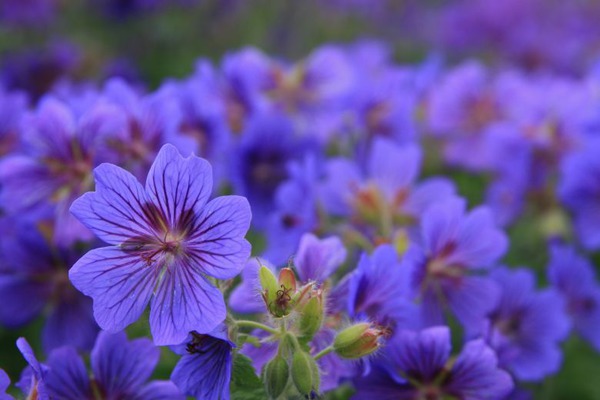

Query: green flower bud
[264,355,290,399]
[260,265,279,306]
[291,350,318,396]
[298,295,324,342]
[333,323,385,359]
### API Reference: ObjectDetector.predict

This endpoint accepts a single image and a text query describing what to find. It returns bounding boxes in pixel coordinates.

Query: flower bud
[333,323,385,359]
[278,268,297,293]
[260,265,279,310]
[291,350,319,396]
[264,355,290,399]
[298,295,323,342]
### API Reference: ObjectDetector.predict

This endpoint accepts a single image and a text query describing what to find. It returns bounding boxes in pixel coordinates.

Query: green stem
[236,320,279,335]
[313,345,334,361]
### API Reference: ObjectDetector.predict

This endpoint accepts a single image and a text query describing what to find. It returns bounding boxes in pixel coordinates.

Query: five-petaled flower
[69,144,252,345]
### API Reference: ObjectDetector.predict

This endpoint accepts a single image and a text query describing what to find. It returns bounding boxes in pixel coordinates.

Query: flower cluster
[1,30,600,400]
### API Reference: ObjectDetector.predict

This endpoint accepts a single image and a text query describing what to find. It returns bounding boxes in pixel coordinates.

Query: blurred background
[2,1,600,398]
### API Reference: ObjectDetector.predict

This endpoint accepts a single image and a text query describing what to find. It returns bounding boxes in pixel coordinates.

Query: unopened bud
[264,355,289,399]
[298,295,324,342]
[333,323,385,359]
[260,265,279,307]
[291,350,319,396]
[278,268,297,292]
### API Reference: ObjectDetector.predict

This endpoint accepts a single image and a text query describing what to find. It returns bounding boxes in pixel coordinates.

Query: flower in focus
[171,324,234,400]
[69,143,252,345]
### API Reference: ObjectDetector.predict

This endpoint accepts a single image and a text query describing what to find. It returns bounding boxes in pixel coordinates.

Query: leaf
[230,353,268,400]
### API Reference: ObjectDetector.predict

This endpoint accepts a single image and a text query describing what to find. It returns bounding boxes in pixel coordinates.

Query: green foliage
[230,353,267,400]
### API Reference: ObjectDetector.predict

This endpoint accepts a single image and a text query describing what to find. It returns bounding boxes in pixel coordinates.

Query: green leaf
[230,353,267,400]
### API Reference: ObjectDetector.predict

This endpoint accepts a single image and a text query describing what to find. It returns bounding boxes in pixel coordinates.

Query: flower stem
[313,345,334,361]
[236,320,279,335]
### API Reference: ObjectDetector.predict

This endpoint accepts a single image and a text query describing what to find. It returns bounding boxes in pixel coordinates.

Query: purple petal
[444,276,500,334]
[450,206,508,268]
[446,339,513,400]
[69,247,157,332]
[70,163,154,245]
[388,327,451,382]
[91,331,160,395]
[171,335,233,400]
[23,97,75,159]
[145,144,213,228]
[0,156,57,212]
[186,196,252,280]
[42,294,99,352]
[421,198,466,255]
[294,233,347,282]
[45,347,91,399]
[133,381,185,400]
[16,338,49,399]
[368,139,421,199]
[0,369,11,400]
[405,178,457,217]
[319,158,361,216]
[0,275,52,327]
[149,257,227,345]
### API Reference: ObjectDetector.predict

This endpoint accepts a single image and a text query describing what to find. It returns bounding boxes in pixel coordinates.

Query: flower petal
[133,381,186,400]
[45,347,91,400]
[149,258,227,345]
[171,335,233,400]
[70,163,154,245]
[69,247,157,332]
[294,233,346,282]
[186,196,252,280]
[91,331,160,395]
[446,339,513,400]
[145,144,213,229]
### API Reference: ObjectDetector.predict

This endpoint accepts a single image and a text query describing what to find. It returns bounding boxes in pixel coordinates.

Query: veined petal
[446,340,513,400]
[186,196,252,280]
[91,331,160,396]
[389,327,451,382]
[45,347,91,400]
[145,144,213,229]
[69,247,157,332]
[149,258,226,345]
[70,163,155,245]
[171,335,233,400]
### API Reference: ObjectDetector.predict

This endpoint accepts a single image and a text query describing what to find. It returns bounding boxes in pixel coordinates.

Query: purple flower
[482,267,570,381]
[403,198,507,331]
[69,144,252,345]
[336,244,416,328]
[293,233,346,283]
[263,155,320,264]
[319,137,456,235]
[559,140,600,250]
[0,219,98,352]
[547,243,600,351]
[0,96,125,244]
[171,324,234,400]
[0,369,11,400]
[231,113,315,228]
[16,338,49,400]
[354,326,513,400]
[0,87,27,156]
[44,330,183,399]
